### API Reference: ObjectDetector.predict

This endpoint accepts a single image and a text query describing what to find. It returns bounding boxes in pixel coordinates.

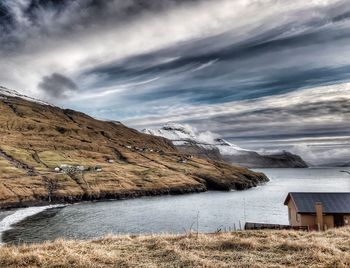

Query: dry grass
[1,228,349,268]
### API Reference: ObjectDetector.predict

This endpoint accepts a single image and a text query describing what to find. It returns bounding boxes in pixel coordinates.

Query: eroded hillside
[0,91,268,208]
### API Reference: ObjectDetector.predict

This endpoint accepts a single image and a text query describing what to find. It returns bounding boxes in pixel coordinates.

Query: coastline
[0,174,269,210]
[1,167,348,246]
[0,184,206,210]
[0,180,268,244]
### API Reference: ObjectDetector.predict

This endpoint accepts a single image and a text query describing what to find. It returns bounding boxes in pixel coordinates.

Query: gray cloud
[1,0,350,164]
[38,73,77,99]
[0,0,205,54]
[122,83,350,164]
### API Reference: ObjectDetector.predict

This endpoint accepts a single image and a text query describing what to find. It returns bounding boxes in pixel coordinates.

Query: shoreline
[0,187,220,244]
[0,182,268,244]
[0,176,269,210]
[1,167,348,246]
[0,184,207,210]
[0,205,66,245]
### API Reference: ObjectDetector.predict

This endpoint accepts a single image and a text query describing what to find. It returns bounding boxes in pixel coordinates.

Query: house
[284,192,350,231]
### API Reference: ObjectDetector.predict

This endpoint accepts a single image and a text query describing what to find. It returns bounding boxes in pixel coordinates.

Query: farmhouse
[284,192,350,231]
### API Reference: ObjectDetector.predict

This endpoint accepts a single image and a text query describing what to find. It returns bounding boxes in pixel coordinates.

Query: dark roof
[284,192,350,214]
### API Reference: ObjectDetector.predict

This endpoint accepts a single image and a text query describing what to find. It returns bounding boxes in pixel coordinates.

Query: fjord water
[1,168,350,244]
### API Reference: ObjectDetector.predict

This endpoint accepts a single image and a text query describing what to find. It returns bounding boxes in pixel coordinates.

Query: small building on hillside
[284,192,350,231]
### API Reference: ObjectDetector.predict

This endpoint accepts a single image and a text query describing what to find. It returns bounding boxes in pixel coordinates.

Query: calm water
[1,168,350,244]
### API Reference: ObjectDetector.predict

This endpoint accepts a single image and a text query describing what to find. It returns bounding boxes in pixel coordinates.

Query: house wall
[287,200,300,226]
[323,215,334,229]
[300,214,315,227]
[298,214,334,230]
[287,199,335,229]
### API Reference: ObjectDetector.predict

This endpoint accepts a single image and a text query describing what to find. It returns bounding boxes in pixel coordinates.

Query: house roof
[284,192,350,214]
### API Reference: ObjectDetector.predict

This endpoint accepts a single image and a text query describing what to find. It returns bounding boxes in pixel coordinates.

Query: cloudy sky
[1,0,349,165]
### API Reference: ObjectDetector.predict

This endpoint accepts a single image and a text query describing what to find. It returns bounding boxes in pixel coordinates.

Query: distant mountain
[222,151,308,168]
[143,123,308,168]
[316,161,350,167]
[0,86,268,208]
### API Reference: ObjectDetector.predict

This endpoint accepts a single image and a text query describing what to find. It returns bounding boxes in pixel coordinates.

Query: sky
[0,0,349,165]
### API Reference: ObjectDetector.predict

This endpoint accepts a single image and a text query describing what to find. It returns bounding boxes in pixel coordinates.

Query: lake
[1,168,349,244]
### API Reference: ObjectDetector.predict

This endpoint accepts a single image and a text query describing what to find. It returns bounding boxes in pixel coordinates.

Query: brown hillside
[0,92,268,208]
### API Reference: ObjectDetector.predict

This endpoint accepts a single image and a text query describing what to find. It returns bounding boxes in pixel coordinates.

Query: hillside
[143,123,308,168]
[1,228,349,267]
[0,87,268,208]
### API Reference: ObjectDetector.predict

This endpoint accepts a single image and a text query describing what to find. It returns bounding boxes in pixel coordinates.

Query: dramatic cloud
[38,73,77,99]
[0,0,349,164]
[125,83,350,165]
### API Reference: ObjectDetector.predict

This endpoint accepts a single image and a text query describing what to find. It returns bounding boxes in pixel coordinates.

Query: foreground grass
[1,227,350,268]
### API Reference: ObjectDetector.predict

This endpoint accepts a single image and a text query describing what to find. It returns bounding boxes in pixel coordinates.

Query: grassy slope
[0,95,268,208]
[0,228,349,268]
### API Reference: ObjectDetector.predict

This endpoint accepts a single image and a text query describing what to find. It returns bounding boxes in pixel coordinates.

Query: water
[0,205,65,245]
[1,168,349,244]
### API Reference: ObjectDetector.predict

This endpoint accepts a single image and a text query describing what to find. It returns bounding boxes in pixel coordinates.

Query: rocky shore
[0,167,268,209]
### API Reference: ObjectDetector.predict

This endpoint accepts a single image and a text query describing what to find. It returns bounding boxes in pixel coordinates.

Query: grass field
[0,227,349,268]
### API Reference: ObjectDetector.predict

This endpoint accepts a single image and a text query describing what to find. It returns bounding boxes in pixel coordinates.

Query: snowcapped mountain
[144,123,198,145]
[0,86,49,106]
[143,123,250,156]
[143,123,308,168]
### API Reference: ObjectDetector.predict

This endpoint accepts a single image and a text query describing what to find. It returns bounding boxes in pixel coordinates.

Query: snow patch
[143,123,198,144]
[0,85,51,106]
[142,123,251,155]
